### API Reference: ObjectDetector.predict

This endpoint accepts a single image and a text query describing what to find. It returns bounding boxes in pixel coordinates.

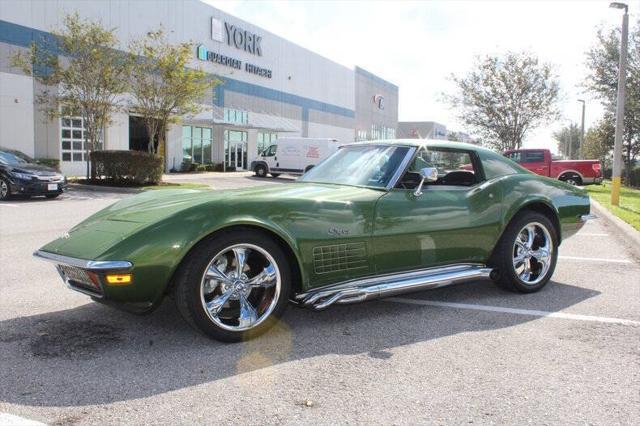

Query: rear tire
[560,173,582,186]
[490,211,558,293]
[254,164,267,177]
[174,230,291,342]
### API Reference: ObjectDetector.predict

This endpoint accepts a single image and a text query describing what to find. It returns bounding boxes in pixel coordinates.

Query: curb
[590,199,640,253]
[67,183,144,194]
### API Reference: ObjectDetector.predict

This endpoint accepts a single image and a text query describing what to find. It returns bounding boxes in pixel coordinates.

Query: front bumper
[9,178,67,196]
[34,250,132,298]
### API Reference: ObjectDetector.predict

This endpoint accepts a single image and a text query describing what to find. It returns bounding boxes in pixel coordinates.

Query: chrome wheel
[512,222,553,285]
[200,243,281,332]
[0,180,8,199]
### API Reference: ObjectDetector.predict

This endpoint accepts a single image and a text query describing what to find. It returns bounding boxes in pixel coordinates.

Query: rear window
[524,151,545,163]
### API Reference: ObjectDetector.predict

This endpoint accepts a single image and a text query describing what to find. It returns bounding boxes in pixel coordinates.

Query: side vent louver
[313,242,367,274]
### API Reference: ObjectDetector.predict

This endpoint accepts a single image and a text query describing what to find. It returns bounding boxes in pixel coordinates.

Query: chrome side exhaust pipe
[296,264,492,310]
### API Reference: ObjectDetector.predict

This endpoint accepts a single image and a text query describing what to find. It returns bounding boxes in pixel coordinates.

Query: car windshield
[0,150,32,166]
[299,144,411,189]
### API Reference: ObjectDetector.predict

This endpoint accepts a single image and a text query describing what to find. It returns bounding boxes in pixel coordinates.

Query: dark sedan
[0,148,66,200]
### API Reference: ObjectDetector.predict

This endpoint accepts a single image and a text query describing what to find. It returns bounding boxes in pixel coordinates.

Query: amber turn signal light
[105,273,132,285]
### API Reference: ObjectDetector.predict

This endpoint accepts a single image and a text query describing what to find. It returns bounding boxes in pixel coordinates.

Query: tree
[584,23,640,181]
[12,13,130,179]
[128,30,219,156]
[582,117,615,166]
[553,123,582,159]
[443,51,561,151]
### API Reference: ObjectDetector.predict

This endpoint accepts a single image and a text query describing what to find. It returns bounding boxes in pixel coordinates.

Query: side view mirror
[413,167,438,197]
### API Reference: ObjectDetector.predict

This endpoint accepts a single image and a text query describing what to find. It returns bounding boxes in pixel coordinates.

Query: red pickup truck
[503,149,602,186]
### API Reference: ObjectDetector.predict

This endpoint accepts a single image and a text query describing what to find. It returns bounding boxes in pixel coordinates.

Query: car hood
[9,163,58,175]
[81,183,378,224]
[40,183,381,259]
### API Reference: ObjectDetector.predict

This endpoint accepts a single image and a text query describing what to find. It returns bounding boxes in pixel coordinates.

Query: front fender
[96,207,305,307]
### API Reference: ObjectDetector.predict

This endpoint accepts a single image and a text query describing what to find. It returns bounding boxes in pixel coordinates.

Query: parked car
[35,140,593,342]
[0,148,66,200]
[503,148,602,186]
[250,137,340,177]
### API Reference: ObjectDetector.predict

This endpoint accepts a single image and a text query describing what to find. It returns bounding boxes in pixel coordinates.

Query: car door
[371,148,503,274]
[523,150,549,177]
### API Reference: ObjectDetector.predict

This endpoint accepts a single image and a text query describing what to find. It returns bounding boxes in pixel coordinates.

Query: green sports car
[35,140,594,342]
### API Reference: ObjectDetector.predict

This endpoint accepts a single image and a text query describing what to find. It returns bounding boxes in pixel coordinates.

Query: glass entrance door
[224,129,248,170]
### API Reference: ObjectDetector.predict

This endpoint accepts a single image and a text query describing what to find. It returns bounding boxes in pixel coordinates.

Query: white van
[250,137,340,178]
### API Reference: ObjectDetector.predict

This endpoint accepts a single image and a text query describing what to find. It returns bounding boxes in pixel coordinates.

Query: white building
[0,0,398,175]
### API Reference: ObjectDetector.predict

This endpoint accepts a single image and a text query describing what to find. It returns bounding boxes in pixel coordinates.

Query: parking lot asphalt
[0,176,638,425]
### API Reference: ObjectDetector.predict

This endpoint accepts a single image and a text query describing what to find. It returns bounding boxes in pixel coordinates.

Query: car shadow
[0,279,599,407]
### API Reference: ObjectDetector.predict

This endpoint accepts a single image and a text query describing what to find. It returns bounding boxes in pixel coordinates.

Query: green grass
[585,182,640,231]
[143,182,210,190]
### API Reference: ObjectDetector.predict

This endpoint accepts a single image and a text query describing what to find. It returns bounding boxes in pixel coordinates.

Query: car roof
[347,139,489,152]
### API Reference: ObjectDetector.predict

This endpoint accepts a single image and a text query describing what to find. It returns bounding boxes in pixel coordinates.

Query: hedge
[91,150,163,185]
[36,158,60,172]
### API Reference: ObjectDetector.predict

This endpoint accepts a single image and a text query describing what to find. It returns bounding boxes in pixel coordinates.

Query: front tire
[490,211,558,293]
[0,178,11,201]
[254,164,267,177]
[174,230,291,342]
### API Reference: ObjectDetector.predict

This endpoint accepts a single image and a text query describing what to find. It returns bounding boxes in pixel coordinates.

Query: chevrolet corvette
[35,140,594,342]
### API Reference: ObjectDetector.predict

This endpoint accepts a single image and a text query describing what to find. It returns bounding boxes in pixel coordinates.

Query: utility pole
[609,2,628,206]
[578,100,586,159]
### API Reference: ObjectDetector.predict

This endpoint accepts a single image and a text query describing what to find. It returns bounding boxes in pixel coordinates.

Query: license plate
[47,183,58,191]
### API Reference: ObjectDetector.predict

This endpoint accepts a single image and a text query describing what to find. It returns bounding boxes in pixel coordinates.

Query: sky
[206,0,639,153]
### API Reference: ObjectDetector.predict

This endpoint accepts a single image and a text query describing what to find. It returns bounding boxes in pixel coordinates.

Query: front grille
[57,265,103,296]
[35,175,64,182]
[313,242,368,274]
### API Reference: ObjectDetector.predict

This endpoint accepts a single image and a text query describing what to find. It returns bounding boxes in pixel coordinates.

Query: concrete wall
[0,72,34,155]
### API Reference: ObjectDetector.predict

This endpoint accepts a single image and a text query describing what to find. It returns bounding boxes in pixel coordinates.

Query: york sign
[212,18,263,56]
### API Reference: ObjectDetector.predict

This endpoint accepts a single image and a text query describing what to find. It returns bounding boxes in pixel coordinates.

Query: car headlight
[11,171,35,180]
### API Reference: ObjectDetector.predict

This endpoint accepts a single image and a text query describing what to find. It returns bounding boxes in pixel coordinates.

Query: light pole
[578,99,585,159]
[610,2,628,206]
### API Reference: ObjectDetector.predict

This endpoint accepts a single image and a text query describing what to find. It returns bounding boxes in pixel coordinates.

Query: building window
[223,108,249,126]
[60,115,102,162]
[182,126,213,164]
[257,131,277,155]
[356,130,368,141]
[369,125,395,141]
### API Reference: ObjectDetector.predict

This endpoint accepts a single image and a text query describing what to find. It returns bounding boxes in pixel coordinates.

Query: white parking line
[387,298,640,326]
[576,233,609,237]
[0,203,18,207]
[559,255,633,264]
[0,413,46,426]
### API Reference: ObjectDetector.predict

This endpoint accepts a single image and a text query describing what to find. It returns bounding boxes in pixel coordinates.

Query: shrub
[195,163,208,172]
[205,164,215,171]
[211,163,236,172]
[91,150,163,185]
[36,158,60,172]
